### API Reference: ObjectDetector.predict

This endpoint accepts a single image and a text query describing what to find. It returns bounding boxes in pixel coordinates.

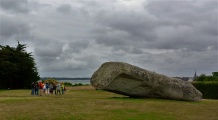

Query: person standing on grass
[56,82,61,96]
[61,82,65,95]
[53,82,57,95]
[49,83,53,94]
[34,82,39,95]
[39,81,43,96]
[45,82,50,95]
[31,82,35,95]
[43,82,46,95]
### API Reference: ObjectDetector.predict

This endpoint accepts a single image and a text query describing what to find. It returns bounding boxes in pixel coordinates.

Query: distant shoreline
[40,77,90,80]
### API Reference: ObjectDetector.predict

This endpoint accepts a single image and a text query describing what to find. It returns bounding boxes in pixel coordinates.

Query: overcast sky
[0,0,217,78]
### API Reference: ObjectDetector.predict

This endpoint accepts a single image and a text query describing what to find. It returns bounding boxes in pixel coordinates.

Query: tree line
[195,72,218,81]
[0,42,40,89]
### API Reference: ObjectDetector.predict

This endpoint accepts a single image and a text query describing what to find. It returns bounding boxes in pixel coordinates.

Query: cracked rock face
[91,62,202,101]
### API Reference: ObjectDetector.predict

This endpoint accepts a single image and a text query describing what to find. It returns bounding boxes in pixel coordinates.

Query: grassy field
[0,86,218,120]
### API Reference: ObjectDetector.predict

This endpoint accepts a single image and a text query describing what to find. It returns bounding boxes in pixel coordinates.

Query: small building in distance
[173,77,194,82]
[173,71,196,82]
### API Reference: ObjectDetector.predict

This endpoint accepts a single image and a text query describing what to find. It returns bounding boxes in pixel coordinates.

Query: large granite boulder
[91,62,202,101]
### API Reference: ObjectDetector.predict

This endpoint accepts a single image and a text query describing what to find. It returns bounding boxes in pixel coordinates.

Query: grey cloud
[67,41,90,53]
[129,47,144,54]
[142,0,218,51]
[95,36,126,47]
[57,4,72,14]
[152,26,217,51]
[1,0,217,77]
[111,46,144,55]
[135,48,218,77]
[90,0,217,57]
[0,0,29,13]
[74,54,102,69]
[0,14,30,40]
[95,9,158,42]
[93,27,128,46]
[34,41,63,58]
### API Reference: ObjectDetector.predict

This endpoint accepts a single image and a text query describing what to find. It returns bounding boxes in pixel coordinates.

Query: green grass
[0,86,218,120]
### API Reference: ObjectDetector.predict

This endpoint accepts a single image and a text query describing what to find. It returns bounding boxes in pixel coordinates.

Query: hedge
[192,81,218,99]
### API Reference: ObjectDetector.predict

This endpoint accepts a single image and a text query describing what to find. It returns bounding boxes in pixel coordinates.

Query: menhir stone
[91,62,202,101]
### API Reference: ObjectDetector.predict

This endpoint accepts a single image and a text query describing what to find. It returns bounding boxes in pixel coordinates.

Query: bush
[195,74,218,81]
[192,81,218,99]
[73,83,84,86]
[64,82,72,86]
[212,72,218,76]
[43,78,58,84]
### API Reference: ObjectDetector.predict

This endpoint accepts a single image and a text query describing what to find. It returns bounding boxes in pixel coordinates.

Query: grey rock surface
[91,62,202,101]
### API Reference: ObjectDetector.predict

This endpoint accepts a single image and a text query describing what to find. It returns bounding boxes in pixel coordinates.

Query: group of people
[31,81,65,96]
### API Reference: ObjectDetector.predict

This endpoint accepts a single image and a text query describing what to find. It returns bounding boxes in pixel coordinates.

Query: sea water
[57,79,90,85]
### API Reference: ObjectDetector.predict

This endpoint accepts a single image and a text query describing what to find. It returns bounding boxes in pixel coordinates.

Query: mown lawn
[0,86,217,120]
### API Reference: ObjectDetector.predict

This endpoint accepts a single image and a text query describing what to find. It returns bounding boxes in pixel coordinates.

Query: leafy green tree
[196,74,206,81]
[64,82,72,86]
[0,42,40,89]
[212,72,218,77]
[195,73,218,81]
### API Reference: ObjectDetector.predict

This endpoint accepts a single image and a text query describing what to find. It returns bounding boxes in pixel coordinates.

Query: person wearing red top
[38,81,43,96]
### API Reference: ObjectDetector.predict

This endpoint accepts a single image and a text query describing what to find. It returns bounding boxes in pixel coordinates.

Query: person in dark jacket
[34,82,39,95]
[31,82,35,95]
[53,82,57,95]
[45,82,50,95]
